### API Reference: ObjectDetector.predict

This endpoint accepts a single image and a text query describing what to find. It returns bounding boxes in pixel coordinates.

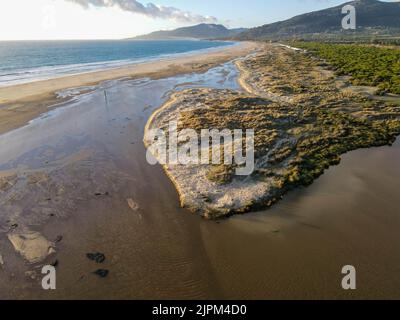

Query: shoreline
[0,41,238,88]
[0,60,244,297]
[0,41,260,135]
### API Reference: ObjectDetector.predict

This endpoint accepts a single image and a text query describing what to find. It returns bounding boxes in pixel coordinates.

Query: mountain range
[130,0,400,41]
[130,24,247,40]
[236,0,400,40]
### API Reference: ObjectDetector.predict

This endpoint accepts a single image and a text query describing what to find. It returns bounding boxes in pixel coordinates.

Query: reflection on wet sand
[201,138,400,299]
[1,60,400,299]
[0,62,238,299]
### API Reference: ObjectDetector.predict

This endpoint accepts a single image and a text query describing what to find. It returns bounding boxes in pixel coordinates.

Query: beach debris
[54,235,63,243]
[0,254,4,268]
[94,191,109,197]
[25,270,38,280]
[86,252,106,264]
[7,231,56,264]
[9,223,18,231]
[93,269,109,278]
[78,275,85,282]
[127,198,140,211]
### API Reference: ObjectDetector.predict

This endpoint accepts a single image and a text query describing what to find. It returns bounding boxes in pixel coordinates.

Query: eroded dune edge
[145,44,400,219]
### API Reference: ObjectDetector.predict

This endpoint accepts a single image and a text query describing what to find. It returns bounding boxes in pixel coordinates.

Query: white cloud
[66,0,218,23]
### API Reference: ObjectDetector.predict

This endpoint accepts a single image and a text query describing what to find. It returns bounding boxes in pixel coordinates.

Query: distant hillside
[236,0,400,40]
[130,24,247,40]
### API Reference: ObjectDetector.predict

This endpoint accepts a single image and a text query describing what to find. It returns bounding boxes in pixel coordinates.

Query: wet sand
[0,62,239,299]
[203,138,400,299]
[1,50,400,299]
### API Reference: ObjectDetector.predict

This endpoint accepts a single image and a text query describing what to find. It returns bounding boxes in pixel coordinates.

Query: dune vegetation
[146,44,400,218]
[293,42,400,95]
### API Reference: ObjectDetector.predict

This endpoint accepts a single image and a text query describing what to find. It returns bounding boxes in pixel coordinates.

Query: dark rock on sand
[86,252,106,263]
[94,192,109,196]
[93,269,109,278]
[10,223,18,230]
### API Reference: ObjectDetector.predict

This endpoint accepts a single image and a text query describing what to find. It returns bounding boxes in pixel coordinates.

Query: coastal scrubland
[293,42,400,95]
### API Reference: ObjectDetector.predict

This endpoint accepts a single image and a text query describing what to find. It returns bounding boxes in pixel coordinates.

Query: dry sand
[0,42,259,135]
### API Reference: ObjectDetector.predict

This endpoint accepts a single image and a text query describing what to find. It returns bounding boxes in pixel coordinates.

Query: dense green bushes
[294,42,400,95]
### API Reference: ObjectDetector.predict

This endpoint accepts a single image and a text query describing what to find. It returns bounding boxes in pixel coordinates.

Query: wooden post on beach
[104,90,109,107]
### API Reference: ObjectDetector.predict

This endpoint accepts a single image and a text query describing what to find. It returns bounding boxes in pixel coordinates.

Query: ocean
[0,40,235,87]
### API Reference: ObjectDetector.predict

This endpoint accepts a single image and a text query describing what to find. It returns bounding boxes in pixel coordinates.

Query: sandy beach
[1,41,400,300]
[0,42,259,135]
[2,0,400,303]
[0,44,256,298]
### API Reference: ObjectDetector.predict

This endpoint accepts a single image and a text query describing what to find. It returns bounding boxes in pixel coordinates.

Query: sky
[0,0,397,40]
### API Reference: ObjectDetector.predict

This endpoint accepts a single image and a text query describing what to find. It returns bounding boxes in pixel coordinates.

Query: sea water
[0,40,235,87]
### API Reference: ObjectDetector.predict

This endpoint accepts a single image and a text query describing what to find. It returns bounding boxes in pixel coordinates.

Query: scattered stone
[10,223,18,230]
[127,198,139,211]
[0,254,4,268]
[8,231,56,264]
[25,270,37,280]
[94,191,109,196]
[93,269,109,278]
[86,252,106,263]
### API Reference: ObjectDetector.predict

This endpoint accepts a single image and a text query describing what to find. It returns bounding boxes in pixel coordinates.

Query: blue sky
[0,0,397,40]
